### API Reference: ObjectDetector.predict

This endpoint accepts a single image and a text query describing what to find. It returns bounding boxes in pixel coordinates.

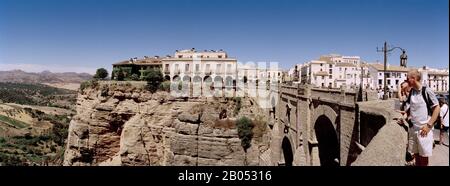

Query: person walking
[405,69,440,166]
[439,98,449,146]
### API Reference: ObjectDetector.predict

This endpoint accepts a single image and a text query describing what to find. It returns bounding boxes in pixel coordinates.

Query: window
[206,64,210,72]
[329,69,332,74]
[185,64,189,72]
[227,64,231,73]
[195,64,200,72]
[165,64,169,71]
[320,64,323,66]
[321,76,324,80]
[379,79,382,85]
[178,55,183,58]
[329,75,332,79]
[379,72,382,76]
[329,64,332,68]
[386,73,391,78]
[387,79,391,85]
[339,67,342,71]
[175,64,179,73]
[345,68,347,71]
[216,64,221,73]
[396,80,399,85]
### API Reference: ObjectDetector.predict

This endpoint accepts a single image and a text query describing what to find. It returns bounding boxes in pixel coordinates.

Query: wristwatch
[426,123,433,129]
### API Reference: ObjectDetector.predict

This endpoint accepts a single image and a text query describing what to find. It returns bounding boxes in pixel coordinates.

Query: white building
[162,48,237,86]
[368,63,409,91]
[288,63,303,82]
[299,54,373,89]
[419,66,449,93]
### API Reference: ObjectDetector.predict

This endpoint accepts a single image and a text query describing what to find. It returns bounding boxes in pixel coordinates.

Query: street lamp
[377,41,407,100]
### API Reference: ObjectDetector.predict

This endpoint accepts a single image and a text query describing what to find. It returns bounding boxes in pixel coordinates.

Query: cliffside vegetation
[236,116,254,152]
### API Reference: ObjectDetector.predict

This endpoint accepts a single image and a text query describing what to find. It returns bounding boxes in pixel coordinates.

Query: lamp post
[377,41,407,100]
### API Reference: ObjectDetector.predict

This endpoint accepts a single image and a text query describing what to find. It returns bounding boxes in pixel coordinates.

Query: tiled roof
[370,63,409,72]
[428,71,449,76]
[113,58,162,66]
[335,63,356,67]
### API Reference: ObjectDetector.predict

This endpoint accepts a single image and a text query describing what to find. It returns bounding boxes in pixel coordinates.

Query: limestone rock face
[63,85,271,166]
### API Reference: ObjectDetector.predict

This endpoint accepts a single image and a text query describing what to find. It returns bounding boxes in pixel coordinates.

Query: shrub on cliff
[236,116,254,152]
[93,68,108,80]
[233,97,242,116]
[130,74,140,81]
[159,81,171,92]
[80,79,99,91]
[144,69,164,93]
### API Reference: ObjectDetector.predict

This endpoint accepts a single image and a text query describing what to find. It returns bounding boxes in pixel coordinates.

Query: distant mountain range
[0,70,92,84]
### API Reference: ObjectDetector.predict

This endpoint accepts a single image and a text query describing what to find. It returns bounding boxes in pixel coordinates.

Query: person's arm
[421,89,440,136]
[427,105,441,127]
[421,105,440,136]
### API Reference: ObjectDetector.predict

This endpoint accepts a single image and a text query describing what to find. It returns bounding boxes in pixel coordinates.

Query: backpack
[406,86,439,127]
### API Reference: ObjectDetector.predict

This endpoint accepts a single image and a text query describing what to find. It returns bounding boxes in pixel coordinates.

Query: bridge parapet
[351,100,407,166]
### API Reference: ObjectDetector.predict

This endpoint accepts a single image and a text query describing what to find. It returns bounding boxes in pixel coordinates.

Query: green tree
[236,116,254,152]
[116,68,125,81]
[94,68,108,80]
[130,74,140,81]
[144,69,163,93]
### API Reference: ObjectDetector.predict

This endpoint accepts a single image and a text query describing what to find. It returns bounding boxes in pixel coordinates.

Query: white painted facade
[161,49,237,85]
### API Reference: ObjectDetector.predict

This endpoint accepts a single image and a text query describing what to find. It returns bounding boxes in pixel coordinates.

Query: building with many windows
[368,63,409,91]
[161,48,238,87]
[299,54,373,89]
[419,66,449,93]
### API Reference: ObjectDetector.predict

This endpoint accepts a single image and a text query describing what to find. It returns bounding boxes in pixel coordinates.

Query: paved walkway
[430,130,449,166]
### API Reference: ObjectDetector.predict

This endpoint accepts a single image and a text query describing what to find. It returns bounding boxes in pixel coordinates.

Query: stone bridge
[261,84,408,166]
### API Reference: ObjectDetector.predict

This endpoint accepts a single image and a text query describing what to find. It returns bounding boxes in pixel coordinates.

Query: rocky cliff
[63,82,271,166]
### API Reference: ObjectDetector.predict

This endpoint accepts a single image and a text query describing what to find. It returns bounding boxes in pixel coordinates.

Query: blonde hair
[407,69,421,81]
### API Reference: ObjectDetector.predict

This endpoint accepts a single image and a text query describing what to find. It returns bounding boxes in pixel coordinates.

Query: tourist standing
[405,69,440,166]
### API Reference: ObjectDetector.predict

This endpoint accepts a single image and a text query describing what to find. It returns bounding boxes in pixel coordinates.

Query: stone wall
[64,82,272,166]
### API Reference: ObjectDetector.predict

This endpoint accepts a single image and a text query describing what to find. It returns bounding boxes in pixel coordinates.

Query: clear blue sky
[0,0,448,74]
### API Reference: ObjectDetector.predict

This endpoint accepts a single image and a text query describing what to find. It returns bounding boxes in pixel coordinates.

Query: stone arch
[164,75,171,81]
[313,115,339,166]
[172,75,180,82]
[280,136,294,166]
[225,76,233,87]
[193,76,202,83]
[311,105,338,130]
[214,76,223,84]
[182,75,191,82]
[203,76,212,82]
